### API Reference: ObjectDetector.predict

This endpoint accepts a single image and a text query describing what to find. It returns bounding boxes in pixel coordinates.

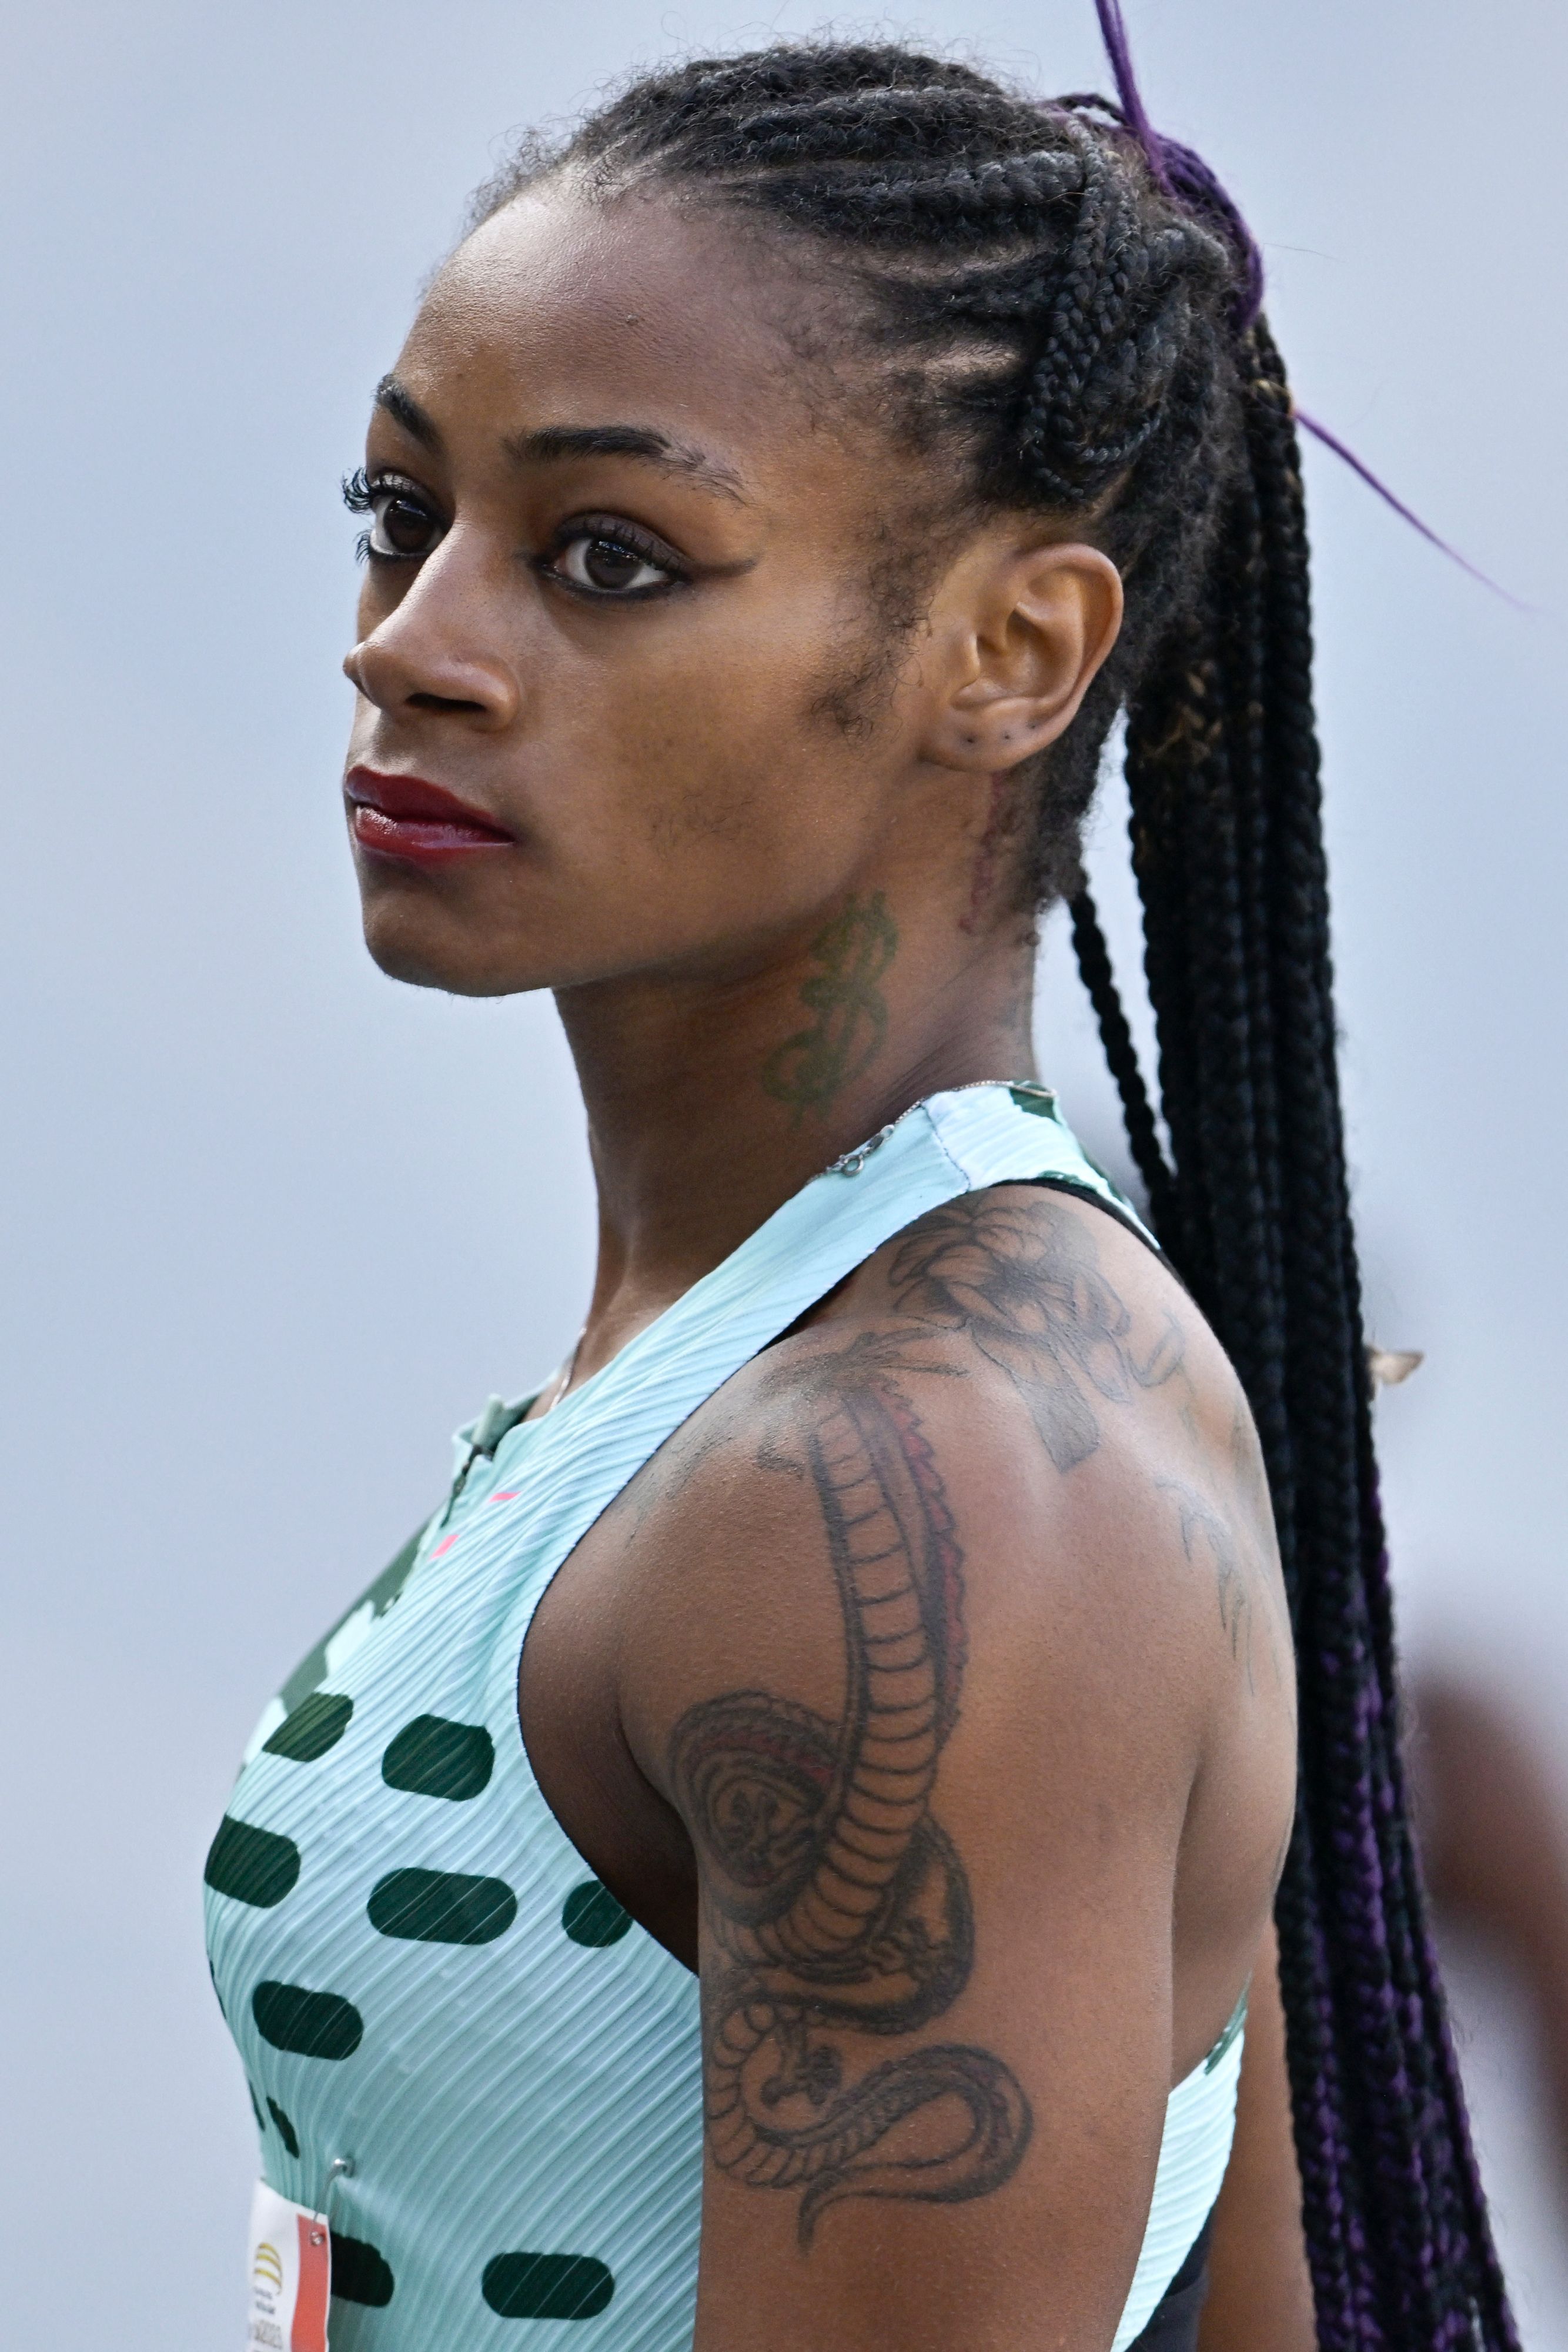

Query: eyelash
[342,466,404,566]
[540,515,688,602]
[340,470,689,600]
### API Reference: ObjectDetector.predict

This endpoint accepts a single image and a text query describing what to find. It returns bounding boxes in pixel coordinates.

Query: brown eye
[382,498,433,554]
[585,539,646,590]
[553,529,673,597]
[369,492,442,560]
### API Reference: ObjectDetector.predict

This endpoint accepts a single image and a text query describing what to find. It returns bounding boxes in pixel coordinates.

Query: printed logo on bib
[247,2180,331,2352]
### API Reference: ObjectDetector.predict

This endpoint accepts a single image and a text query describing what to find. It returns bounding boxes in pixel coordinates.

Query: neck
[553,894,1038,1385]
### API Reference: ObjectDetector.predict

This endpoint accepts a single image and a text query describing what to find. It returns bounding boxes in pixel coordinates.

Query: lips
[345,767,516,863]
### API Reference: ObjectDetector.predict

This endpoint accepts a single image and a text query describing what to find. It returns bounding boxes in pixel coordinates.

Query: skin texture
[343,178,1305,2348]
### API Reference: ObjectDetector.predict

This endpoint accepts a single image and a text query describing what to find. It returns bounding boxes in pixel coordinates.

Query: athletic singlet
[206,1083,1245,2351]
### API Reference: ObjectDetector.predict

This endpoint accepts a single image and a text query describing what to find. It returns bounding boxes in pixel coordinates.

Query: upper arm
[1197,1919,1315,2352]
[616,1309,1245,2350]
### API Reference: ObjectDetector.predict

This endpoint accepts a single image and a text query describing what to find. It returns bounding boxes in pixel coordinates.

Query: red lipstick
[345,767,516,865]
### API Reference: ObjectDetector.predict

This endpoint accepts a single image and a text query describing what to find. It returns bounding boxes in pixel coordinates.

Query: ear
[919,537,1124,776]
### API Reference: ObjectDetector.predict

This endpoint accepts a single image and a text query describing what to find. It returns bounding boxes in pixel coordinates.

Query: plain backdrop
[3,1,1565,2343]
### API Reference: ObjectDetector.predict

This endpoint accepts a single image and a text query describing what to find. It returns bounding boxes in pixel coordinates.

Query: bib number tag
[246,2180,331,2352]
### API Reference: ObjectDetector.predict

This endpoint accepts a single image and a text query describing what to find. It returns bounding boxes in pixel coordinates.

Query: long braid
[1066,890,1176,1229]
[476,42,1517,2346]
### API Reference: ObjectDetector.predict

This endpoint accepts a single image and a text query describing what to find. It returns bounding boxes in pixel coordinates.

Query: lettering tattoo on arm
[886,1194,1185,1470]
[670,1341,1031,2247]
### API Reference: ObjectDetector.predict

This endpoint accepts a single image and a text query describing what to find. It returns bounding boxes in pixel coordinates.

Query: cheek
[543,599,888,885]
[634,687,795,861]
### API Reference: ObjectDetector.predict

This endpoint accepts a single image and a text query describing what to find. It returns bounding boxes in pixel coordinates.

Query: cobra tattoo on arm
[670,1345,1031,2246]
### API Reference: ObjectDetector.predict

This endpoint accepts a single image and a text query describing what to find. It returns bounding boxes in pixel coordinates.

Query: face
[343,181,972,998]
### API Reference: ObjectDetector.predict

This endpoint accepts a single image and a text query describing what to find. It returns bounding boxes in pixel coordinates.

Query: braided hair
[475,41,1515,2348]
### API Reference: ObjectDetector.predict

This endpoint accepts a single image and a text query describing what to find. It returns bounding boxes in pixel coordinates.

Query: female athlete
[205,21,1514,2351]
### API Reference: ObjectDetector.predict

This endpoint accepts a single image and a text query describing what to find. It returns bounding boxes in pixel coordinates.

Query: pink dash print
[490,1491,520,1503]
[432,1534,459,1558]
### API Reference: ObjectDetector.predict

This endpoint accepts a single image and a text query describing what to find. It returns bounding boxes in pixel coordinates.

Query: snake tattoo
[670,1361,1031,2246]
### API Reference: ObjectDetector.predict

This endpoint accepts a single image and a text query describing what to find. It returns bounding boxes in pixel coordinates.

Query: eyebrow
[373,374,442,450]
[371,383,751,505]
[506,423,749,503]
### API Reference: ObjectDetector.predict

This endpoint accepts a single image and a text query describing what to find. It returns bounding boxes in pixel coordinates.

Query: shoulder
[595,1185,1294,2288]
[844,1179,1199,1475]
[609,1180,1286,1806]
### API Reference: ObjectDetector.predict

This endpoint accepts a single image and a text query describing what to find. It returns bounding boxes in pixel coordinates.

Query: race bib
[246,2180,331,2352]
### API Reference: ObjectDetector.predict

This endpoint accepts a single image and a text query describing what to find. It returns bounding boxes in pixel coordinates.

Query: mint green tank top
[205,1084,1243,2350]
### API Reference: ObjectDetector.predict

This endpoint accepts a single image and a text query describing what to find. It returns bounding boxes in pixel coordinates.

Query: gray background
[3,1,1564,2342]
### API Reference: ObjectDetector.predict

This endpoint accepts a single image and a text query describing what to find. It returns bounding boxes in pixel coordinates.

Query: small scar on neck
[624,312,642,325]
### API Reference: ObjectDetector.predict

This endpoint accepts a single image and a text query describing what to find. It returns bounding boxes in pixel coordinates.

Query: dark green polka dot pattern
[266,2096,299,2156]
[382,1715,494,1801]
[265,1690,354,1762]
[331,2234,396,2307]
[369,1868,517,1945]
[248,2080,265,2132]
[482,2253,615,2320]
[560,1881,633,1947]
[205,1816,300,1909]
[252,1980,364,2060]
[198,1097,1157,2348]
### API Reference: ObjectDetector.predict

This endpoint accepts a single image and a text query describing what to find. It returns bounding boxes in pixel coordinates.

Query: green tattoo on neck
[761,891,899,1123]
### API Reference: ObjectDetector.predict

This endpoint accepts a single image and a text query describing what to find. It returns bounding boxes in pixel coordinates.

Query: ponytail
[1076,313,1515,2347]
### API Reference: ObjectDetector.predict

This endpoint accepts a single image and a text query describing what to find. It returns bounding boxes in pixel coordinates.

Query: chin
[360,901,540,998]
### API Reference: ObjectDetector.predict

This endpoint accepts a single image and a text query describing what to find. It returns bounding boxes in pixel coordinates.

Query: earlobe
[922,540,1123,776]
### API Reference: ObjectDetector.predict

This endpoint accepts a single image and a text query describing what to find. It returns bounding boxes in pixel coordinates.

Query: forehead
[398,181,845,473]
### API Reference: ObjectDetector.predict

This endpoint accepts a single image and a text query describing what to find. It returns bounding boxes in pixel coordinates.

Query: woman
[205,25,1514,2352]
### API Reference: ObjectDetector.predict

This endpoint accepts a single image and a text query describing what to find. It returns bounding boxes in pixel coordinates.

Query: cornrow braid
[474,39,1515,2347]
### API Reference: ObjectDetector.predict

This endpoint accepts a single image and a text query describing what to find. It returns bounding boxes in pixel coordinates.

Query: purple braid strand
[1092,0,1517,604]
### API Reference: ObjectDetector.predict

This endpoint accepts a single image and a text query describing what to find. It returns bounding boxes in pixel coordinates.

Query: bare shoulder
[583,1185,1298,2324]
[610,1179,1289,1756]
[862,1182,1289,1690]
[593,1184,1295,2330]
[858,1179,1243,1484]
[603,1185,1294,2017]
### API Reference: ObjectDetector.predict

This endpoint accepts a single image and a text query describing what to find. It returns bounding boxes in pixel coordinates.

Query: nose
[343,540,520,729]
